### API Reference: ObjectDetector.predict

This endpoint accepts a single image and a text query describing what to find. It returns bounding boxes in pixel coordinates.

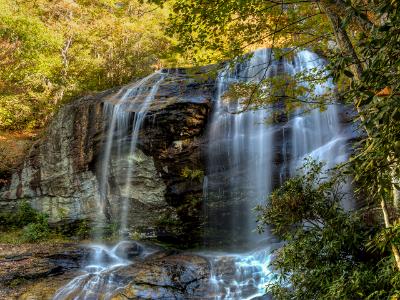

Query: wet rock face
[14,251,211,300]
[0,242,210,300]
[113,241,143,259]
[0,68,213,245]
[116,253,211,299]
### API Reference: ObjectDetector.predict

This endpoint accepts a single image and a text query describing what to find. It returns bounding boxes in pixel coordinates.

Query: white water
[53,70,166,300]
[205,49,277,248]
[54,49,350,300]
[288,50,348,172]
[53,243,130,300]
[205,247,275,300]
[119,73,166,233]
[97,71,165,237]
[53,241,156,300]
[203,49,349,299]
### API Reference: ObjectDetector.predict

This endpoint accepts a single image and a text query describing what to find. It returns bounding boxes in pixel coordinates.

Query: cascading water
[287,51,349,173]
[53,241,156,300]
[53,71,166,299]
[204,49,277,249]
[53,49,350,300]
[96,72,162,238]
[287,51,352,210]
[202,49,350,299]
[119,72,166,234]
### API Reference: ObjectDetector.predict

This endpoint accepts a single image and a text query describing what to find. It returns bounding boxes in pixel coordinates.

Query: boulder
[114,241,143,259]
[0,242,89,299]
[112,252,211,299]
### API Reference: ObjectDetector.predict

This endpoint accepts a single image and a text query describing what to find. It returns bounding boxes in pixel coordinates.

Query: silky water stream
[53,71,166,299]
[201,49,350,299]
[53,49,350,299]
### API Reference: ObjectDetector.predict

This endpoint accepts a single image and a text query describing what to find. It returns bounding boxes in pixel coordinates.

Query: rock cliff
[0,63,356,248]
[0,68,214,246]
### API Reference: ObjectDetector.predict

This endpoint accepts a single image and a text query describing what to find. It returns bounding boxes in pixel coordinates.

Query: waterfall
[53,49,350,300]
[287,50,348,173]
[97,71,166,238]
[53,71,166,299]
[205,49,278,249]
[203,49,350,299]
[119,72,166,234]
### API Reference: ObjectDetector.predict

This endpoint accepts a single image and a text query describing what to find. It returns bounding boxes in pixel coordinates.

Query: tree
[0,0,172,130]
[329,1,400,270]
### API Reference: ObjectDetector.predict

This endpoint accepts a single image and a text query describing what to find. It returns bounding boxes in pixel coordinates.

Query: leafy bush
[14,201,42,225]
[0,201,50,242]
[22,219,50,242]
[256,160,399,299]
[0,201,40,228]
[104,222,120,239]
[76,220,91,239]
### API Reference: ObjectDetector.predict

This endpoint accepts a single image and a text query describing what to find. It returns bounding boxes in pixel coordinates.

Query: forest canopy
[0,0,172,130]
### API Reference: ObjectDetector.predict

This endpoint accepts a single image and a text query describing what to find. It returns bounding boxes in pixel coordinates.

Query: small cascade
[53,241,156,300]
[53,71,166,299]
[119,72,166,234]
[97,71,166,237]
[206,248,274,300]
[287,50,348,172]
[287,50,352,210]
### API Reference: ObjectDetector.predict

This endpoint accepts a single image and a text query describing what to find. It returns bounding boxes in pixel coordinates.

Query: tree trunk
[322,2,400,271]
[381,198,400,270]
[321,3,366,122]
[57,36,73,105]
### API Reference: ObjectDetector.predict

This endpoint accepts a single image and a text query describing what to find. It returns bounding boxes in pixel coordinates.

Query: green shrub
[104,222,120,239]
[21,208,50,242]
[22,222,49,242]
[0,201,51,242]
[0,200,40,228]
[256,160,398,299]
[76,220,91,239]
[181,166,204,182]
[14,201,40,225]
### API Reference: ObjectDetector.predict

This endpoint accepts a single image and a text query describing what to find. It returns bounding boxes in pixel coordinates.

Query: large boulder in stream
[0,68,214,246]
[113,252,211,299]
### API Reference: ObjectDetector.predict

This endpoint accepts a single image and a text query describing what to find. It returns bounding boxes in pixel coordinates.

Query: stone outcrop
[0,242,211,300]
[0,63,355,247]
[114,252,211,299]
[0,68,213,245]
[0,242,88,299]
[0,95,105,223]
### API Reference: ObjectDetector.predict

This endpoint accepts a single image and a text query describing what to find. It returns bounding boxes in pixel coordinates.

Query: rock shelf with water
[0,49,355,299]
